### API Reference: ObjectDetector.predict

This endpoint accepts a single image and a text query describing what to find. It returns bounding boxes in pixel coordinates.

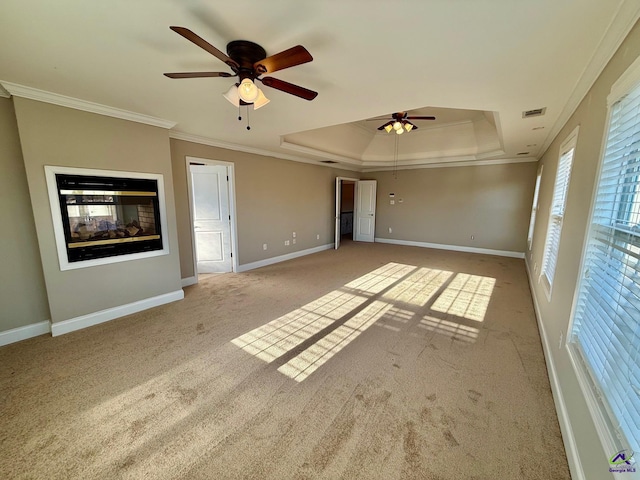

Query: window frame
[539,126,579,300]
[527,165,544,251]
[566,54,640,460]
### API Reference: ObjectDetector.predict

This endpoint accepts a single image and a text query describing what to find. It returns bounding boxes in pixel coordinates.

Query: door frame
[354,179,377,243]
[186,156,239,278]
[335,176,360,249]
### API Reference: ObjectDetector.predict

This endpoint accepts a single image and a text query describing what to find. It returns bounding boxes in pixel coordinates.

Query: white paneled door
[190,164,232,273]
[355,180,376,242]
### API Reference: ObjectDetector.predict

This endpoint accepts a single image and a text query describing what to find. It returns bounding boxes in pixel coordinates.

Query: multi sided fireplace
[45,167,169,270]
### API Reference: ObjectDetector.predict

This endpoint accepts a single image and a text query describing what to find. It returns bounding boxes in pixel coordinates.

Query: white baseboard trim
[181,276,197,287]
[51,289,184,337]
[237,244,334,272]
[524,259,584,480]
[374,237,525,259]
[0,320,51,347]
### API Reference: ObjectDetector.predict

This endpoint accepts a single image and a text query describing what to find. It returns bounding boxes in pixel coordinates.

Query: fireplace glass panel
[56,174,164,262]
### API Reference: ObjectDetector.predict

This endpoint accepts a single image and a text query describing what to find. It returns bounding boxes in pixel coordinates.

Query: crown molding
[0,81,176,129]
[0,84,10,98]
[541,0,640,156]
[362,156,537,173]
[350,121,380,136]
[170,131,361,172]
[279,139,363,165]
[280,137,523,170]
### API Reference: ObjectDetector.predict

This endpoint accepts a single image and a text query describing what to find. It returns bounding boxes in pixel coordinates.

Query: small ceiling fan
[164,26,318,107]
[370,111,436,134]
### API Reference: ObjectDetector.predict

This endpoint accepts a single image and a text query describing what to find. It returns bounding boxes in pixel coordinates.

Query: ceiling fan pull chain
[238,104,242,122]
[246,105,251,130]
[394,134,399,179]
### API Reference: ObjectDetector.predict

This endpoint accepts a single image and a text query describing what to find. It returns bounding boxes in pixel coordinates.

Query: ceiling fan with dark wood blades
[369,111,436,133]
[164,26,318,102]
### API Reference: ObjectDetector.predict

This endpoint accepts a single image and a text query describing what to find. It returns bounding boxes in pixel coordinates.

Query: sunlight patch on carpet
[430,273,495,322]
[278,300,392,382]
[381,267,453,307]
[231,263,492,381]
[231,263,415,363]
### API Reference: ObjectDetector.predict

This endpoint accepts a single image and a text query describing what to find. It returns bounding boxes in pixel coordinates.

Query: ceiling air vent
[320,160,338,164]
[522,107,546,118]
[517,152,530,156]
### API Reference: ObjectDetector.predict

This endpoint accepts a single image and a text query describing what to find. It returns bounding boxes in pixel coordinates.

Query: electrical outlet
[292,232,296,238]
[285,240,290,246]
[293,238,296,244]
[317,234,320,240]
[388,227,392,233]
[263,243,267,250]
[471,235,475,240]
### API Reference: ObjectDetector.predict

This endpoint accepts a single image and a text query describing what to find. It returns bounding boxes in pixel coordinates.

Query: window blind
[541,143,575,292]
[571,85,640,451]
[527,166,543,250]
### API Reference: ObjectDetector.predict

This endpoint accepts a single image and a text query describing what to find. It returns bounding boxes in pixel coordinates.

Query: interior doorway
[186,156,238,277]
[335,177,377,249]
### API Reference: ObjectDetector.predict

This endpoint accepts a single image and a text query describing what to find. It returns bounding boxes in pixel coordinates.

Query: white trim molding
[50,289,184,336]
[0,321,51,347]
[171,132,356,168]
[237,244,334,272]
[0,81,176,129]
[541,0,640,157]
[181,276,198,287]
[169,131,360,172]
[374,237,525,259]
[524,258,585,480]
[44,165,171,271]
[363,156,536,173]
[185,156,240,274]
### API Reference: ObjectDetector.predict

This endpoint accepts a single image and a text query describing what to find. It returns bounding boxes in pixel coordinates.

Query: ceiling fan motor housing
[227,40,267,79]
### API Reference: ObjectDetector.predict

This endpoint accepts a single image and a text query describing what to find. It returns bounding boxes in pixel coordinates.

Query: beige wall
[368,162,538,253]
[527,19,640,480]
[13,98,182,324]
[0,97,50,331]
[170,139,358,277]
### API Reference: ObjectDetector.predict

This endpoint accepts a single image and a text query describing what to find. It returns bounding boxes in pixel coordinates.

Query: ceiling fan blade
[260,77,318,101]
[377,121,393,131]
[169,26,239,71]
[164,72,234,79]
[254,45,313,75]
[406,116,436,120]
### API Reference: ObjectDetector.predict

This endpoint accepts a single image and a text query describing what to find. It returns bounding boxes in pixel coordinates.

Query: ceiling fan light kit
[372,111,437,133]
[164,26,316,128]
[238,78,259,103]
[223,82,270,110]
[223,84,240,107]
[253,89,270,110]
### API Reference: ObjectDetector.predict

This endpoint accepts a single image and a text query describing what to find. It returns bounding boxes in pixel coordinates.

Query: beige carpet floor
[0,241,570,479]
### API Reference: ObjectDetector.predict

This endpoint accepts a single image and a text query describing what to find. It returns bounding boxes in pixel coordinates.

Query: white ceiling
[2,1,639,171]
